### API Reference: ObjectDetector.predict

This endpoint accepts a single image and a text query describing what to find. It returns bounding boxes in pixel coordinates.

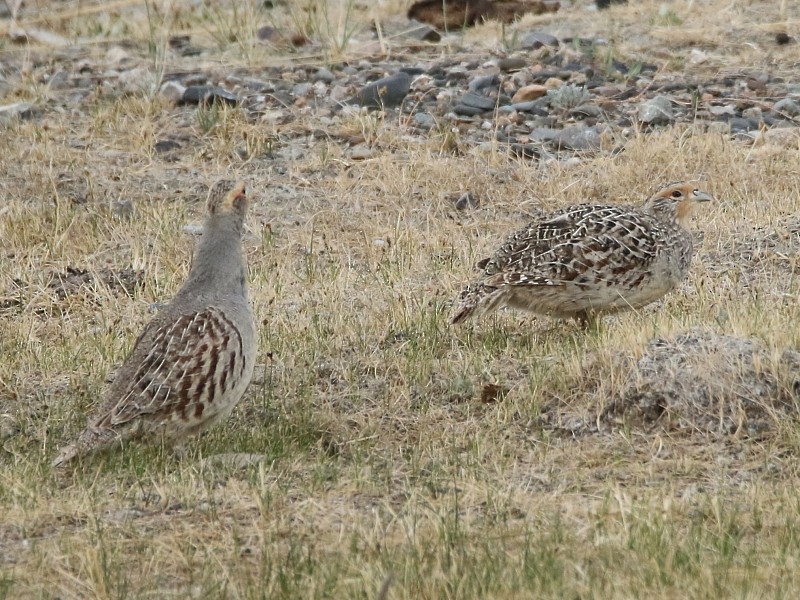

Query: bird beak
[693,190,713,202]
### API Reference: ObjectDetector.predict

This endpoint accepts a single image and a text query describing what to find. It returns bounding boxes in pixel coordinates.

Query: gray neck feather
[179,215,246,298]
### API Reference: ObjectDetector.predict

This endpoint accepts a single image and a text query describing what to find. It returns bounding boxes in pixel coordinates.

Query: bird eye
[671,190,683,198]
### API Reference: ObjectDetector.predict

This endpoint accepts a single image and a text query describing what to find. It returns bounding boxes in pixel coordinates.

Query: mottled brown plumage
[53,181,257,466]
[452,182,713,326]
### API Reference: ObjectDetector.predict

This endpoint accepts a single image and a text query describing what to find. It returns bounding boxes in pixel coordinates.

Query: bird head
[207,180,248,217]
[643,181,713,226]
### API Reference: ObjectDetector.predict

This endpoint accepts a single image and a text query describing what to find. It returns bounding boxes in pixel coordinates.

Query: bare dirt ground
[1,1,799,598]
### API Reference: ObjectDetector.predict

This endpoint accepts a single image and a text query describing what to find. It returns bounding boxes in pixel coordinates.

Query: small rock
[312,68,335,83]
[775,32,792,45]
[105,46,131,64]
[512,84,547,103]
[154,140,181,154]
[569,103,603,118]
[746,72,769,93]
[413,112,436,129]
[453,192,479,210]
[458,91,497,111]
[159,81,186,103]
[330,85,349,102]
[688,49,709,65]
[519,31,559,50]
[468,74,499,93]
[119,66,156,95]
[708,104,735,116]
[292,82,312,97]
[349,144,374,160]
[180,85,239,106]
[638,95,674,125]
[0,102,34,124]
[554,125,601,151]
[773,97,800,117]
[347,72,411,109]
[742,107,763,121]
[729,117,756,133]
[497,57,526,71]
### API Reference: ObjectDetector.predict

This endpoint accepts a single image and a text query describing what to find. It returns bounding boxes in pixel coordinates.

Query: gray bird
[53,180,257,466]
[452,181,713,326]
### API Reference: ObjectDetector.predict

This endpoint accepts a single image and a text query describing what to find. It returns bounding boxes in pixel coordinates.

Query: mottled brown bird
[452,181,713,326]
[53,181,257,467]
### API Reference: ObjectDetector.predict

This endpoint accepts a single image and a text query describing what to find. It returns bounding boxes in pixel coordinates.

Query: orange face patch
[675,198,695,224]
[222,182,247,213]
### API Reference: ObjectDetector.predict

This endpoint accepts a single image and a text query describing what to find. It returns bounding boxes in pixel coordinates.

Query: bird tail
[451,282,498,325]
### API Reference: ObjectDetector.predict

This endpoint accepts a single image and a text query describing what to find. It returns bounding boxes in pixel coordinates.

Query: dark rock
[596,0,628,8]
[347,72,411,109]
[497,57,526,71]
[458,91,497,111]
[773,97,800,118]
[776,32,792,45]
[729,117,757,133]
[180,85,239,107]
[453,104,485,116]
[468,74,499,92]
[453,192,479,210]
[312,68,335,83]
[154,140,181,153]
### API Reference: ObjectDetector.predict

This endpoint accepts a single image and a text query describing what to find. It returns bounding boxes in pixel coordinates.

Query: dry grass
[1,0,800,598]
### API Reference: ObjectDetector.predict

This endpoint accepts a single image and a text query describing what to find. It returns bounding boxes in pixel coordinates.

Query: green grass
[1,0,800,598]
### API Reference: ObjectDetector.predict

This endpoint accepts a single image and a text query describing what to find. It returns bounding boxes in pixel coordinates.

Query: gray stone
[519,31,559,50]
[454,192,478,210]
[468,74,499,92]
[119,66,156,95]
[159,81,186,103]
[312,67,335,83]
[569,103,603,118]
[458,92,497,111]
[347,72,411,109]
[773,97,800,117]
[413,112,436,129]
[349,144,375,160]
[638,95,674,125]
[554,125,601,151]
[292,82,312,97]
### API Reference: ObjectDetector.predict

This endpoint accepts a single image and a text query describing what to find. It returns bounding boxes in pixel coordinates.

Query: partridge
[452,181,713,326]
[53,180,257,466]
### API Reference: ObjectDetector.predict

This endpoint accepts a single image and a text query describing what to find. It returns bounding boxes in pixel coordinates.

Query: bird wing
[482,205,661,287]
[99,307,246,427]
